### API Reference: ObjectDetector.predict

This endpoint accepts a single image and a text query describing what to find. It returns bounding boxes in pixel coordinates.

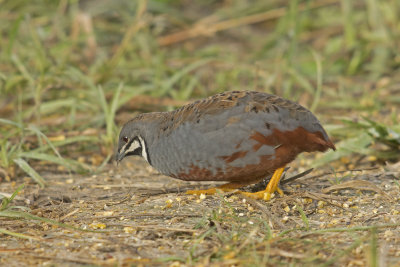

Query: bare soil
[1,156,399,266]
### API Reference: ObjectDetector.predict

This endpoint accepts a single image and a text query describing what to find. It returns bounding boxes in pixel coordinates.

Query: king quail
[116,91,335,200]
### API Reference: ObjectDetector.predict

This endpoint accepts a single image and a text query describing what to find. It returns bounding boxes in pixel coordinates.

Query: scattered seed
[284,206,290,213]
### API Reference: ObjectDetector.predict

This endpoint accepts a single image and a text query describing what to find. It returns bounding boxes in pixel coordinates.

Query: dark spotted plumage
[116,91,335,187]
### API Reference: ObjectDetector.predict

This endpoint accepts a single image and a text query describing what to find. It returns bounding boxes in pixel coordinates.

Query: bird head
[116,123,150,164]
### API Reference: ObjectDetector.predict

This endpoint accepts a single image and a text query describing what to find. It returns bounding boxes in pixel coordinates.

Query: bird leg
[186,181,251,195]
[186,166,286,201]
[241,165,286,201]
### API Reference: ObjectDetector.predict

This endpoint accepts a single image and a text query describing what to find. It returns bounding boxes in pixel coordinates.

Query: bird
[116,91,335,200]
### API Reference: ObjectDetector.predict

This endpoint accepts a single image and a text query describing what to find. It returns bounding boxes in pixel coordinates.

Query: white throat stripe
[138,136,149,163]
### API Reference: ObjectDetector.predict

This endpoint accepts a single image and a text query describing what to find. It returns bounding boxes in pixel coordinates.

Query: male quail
[116,91,335,200]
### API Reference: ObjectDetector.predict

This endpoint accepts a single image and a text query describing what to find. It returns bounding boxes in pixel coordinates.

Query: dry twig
[158,0,339,46]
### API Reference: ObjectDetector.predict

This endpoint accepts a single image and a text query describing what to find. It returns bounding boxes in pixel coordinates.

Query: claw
[240,166,286,201]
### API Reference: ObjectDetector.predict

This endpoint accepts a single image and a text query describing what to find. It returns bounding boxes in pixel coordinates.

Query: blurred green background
[0,0,399,185]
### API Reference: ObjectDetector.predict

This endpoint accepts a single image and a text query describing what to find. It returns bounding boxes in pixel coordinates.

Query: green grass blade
[38,98,76,115]
[321,236,366,267]
[94,153,113,174]
[0,228,40,240]
[0,118,23,128]
[0,184,24,211]
[6,14,23,56]
[13,158,46,187]
[312,133,373,167]
[97,85,109,117]
[369,227,378,267]
[47,135,98,148]
[27,125,62,158]
[287,67,315,94]
[106,83,123,142]
[158,59,211,97]
[295,205,309,230]
[310,49,322,112]
[11,54,34,85]
[19,151,92,173]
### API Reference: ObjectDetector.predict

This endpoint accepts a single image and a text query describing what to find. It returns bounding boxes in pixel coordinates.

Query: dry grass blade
[108,223,199,233]
[236,226,259,251]
[59,208,80,222]
[158,0,339,45]
[0,248,32,252]
[0,228,42,241]
[0,167,8,179]
[281,168,314,185]
[322,180,391,199]
[298,192,345,209]
[105,0,147,76]
[313,223,400,233]
[289,167,380,183]
[242,196,285,229]
[25,254,104,265]
[0,210,102,233]
[269,248,306,259]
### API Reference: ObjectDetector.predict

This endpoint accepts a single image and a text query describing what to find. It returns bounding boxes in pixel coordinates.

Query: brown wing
[167,90,309,128]
[154,91,334,152]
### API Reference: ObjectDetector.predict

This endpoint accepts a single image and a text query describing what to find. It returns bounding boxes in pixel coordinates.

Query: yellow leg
[186,182,250,195]
[241,165,286,201]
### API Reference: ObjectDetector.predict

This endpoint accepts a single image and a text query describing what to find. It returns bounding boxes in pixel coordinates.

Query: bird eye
[122,136,128,143]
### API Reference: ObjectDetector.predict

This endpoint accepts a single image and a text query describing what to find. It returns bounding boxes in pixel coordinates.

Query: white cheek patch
[138,136,149,163]
[125,140,141,154]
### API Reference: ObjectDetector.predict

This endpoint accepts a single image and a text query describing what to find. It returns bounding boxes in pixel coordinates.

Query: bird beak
[115,151,125,165]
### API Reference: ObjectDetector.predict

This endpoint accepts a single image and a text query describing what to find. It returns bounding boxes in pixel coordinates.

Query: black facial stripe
[126,150,141,157]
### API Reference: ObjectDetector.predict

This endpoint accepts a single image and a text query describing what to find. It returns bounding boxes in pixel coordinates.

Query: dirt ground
[1,155,399,266]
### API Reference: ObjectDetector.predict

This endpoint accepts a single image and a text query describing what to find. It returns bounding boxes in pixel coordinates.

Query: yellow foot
[241,187,284,201]
[241,166,286,201]
[186,188,219,195]
[186,182,249,195]
[186,166,287,201]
